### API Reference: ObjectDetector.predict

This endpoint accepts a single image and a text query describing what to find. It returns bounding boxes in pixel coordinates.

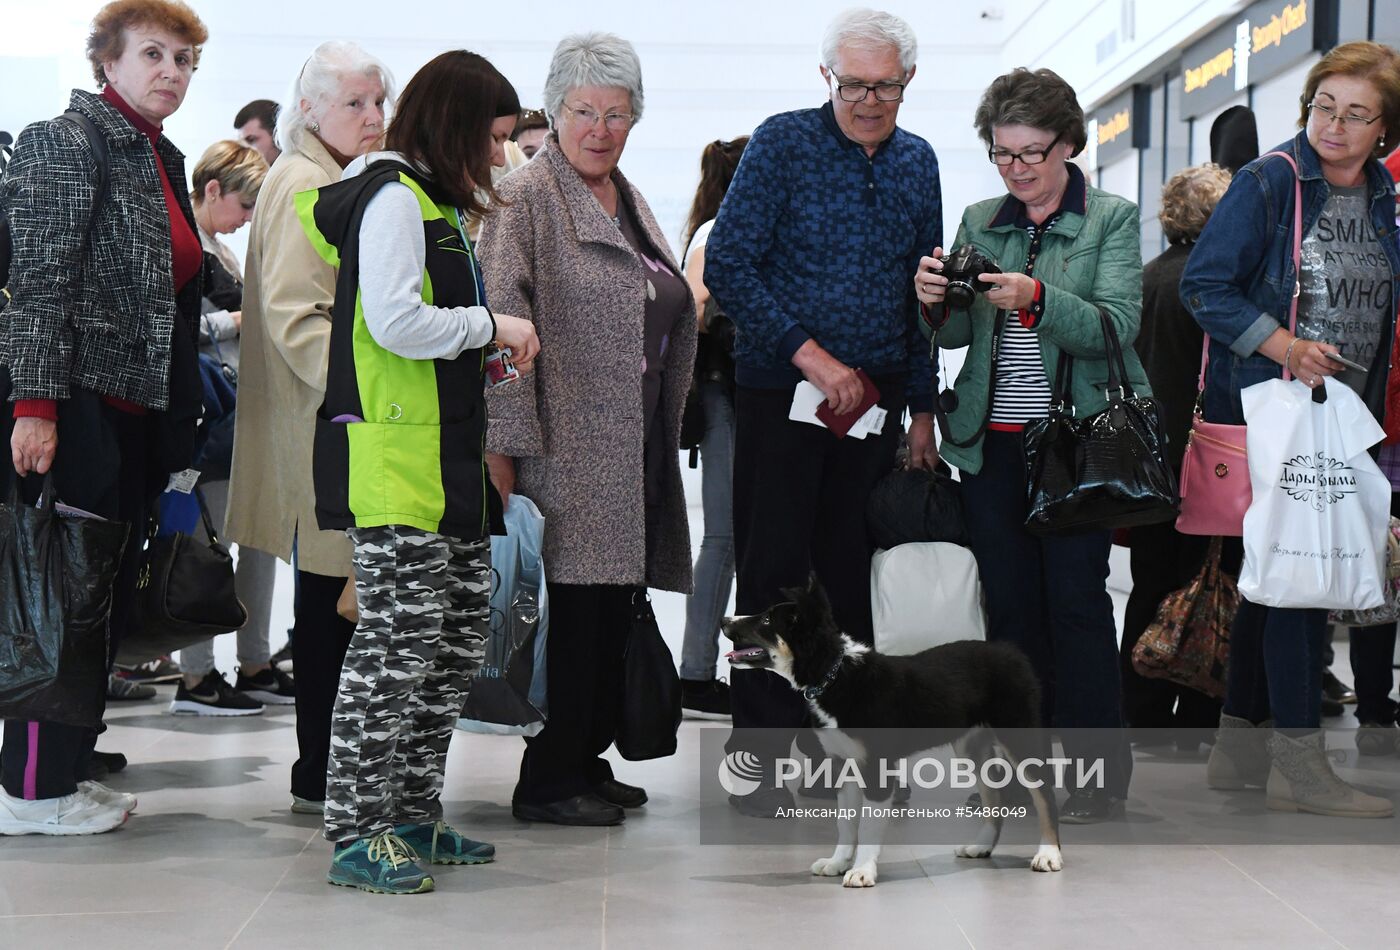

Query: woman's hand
[1288,338,1346,388]
[11,417,57,476]
[915,248,947,306]
[493,314,540,374]
[977,272,1037,312]
[487,452,516,507]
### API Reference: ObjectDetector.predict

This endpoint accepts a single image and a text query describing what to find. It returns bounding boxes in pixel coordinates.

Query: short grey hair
[820,8,918,75]
[279,40,397,155]
[542,32,645,127]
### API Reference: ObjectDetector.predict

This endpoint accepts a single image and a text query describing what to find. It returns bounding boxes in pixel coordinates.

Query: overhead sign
[1088,85,1151,168]
[1180,0,1324,119]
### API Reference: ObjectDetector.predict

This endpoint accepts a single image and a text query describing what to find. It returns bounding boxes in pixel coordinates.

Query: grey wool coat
[478,141,696,593]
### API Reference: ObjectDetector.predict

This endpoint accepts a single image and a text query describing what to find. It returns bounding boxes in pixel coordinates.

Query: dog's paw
[954,843,993,859]
[811,856,853,877]
[1030,845,1063,872]
[842,863,878,888]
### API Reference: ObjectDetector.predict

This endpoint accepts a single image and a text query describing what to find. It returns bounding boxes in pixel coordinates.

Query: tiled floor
[3,469,1398,949]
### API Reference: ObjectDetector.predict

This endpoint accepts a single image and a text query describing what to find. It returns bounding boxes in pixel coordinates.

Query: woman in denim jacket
[1180,41,1400,818]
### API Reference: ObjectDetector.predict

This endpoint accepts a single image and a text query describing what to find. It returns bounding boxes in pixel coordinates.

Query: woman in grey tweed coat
[479,32,696,827]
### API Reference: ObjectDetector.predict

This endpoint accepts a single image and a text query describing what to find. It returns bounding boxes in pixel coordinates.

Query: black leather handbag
[616,589,682,761]
[1022,310,1178,537]
[118,487,247,666]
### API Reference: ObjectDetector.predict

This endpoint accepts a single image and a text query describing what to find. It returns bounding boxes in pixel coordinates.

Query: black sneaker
[270,641,294,673]
[681,678,731,721]
[236,667,296,706]
[114,656,182,684]
[169,671,265,717]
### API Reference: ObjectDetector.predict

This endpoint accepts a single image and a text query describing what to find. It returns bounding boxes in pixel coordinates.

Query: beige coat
[223,136,352,577]
[479,141,696,592]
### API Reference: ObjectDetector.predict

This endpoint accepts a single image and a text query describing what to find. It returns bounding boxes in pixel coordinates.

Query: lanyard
[452,209,487,307]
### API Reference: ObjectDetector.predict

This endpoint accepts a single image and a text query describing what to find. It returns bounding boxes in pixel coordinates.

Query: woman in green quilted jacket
[914,67,1144,824]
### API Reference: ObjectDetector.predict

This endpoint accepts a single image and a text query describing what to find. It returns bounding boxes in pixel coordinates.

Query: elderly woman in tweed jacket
[480,31,696,828]
[0,0,208,836]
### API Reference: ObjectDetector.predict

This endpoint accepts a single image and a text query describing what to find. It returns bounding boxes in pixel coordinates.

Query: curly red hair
[86,0,208,87]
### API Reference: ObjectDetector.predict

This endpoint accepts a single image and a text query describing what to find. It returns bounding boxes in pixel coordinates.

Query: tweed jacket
[223,136,351,576]
[478,140,697,592]
[0,88,201,408]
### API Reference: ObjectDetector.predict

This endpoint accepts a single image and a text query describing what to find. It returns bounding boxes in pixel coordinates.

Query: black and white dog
[722,575,1062,887]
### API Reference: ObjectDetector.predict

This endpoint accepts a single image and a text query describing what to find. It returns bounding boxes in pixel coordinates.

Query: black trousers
[726,378,903,765]
[515,583,633,804]
[1,398,149,800]
[1349,492,1400,726]
[1119,520,1230,731]
[959,430,1132,797]
[289,569,356,801]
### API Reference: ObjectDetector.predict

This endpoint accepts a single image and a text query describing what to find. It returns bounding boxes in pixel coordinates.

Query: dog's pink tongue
[725,647,764,661]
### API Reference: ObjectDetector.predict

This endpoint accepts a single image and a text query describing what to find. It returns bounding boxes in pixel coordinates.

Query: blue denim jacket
[1179,131,1399,425]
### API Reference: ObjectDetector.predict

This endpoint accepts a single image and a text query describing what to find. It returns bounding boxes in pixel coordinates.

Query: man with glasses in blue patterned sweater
[705,7,942,816]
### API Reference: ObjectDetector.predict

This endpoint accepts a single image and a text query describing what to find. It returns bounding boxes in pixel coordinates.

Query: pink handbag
[1176,150,1301,537]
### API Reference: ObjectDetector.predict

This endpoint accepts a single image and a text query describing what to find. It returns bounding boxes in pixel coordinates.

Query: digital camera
[940,244,1000,310]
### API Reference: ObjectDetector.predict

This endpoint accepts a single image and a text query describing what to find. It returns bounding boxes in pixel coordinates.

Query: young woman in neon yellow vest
[296,49,539,896]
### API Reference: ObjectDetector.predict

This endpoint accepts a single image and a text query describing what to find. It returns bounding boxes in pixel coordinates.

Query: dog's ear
[778,583,806,605]
[794,574,834,624]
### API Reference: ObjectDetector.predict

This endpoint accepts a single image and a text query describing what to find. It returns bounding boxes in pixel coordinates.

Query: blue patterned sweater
[704,102,941,411]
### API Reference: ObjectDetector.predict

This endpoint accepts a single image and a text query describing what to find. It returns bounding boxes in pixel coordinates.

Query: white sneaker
[78,780,137,814]
[290,795,324,815]
[0,789,127,835]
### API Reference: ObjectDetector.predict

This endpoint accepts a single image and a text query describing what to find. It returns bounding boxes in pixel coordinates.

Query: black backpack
[0,112,110,313]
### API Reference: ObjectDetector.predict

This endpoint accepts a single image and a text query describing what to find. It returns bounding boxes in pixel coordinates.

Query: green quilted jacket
[925,177,1148,475]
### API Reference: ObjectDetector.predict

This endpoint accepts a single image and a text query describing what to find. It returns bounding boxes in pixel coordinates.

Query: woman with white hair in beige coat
[481,31,697,827]
[224,39,394,814]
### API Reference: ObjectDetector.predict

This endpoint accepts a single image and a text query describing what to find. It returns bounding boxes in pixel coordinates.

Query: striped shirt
[989,213,1063,426]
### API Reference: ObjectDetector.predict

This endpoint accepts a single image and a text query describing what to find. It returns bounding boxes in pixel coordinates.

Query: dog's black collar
[802,656,845,701]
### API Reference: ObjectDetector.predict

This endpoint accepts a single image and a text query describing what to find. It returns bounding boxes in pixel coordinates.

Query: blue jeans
[1224,599,1327,731]
[959,430,1132,797]
[680,379,735,681]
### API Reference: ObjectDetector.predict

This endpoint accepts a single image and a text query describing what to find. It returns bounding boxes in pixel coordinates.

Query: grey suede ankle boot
[1265,732,1394,818]
[1206,713,1271,789]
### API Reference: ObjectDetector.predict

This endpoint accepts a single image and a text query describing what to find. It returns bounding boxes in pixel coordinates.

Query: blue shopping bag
[458,495,549,736]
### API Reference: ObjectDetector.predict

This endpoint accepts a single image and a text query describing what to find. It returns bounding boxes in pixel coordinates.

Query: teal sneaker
[394,820,495,865]
[326,831,435,894]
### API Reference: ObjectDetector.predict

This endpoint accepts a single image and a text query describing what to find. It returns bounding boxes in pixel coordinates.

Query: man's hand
[792,339,865,415]
[906,413,939,471]
[487,452,516,507]
[11,417,57,476]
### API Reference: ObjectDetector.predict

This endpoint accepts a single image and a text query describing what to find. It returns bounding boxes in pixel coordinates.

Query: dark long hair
[683,136,749,251]
[385,50,520,219]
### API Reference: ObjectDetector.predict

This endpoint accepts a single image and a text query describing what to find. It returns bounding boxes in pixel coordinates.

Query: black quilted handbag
[1022,310,1178,537]
[118,487,247,665]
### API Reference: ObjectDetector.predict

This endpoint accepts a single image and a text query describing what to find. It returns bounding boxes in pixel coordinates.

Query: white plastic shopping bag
[1238,377,1389,611]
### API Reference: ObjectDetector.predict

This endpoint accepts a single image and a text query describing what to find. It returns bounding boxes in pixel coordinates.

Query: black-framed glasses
[560,103,634,132]
[988,132,1063,166]
[1308,100,1381,128]
[835,80,906,102]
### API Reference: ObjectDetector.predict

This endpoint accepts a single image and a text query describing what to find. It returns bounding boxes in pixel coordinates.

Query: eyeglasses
[1308,100,1381,129]
[834,80,906,102]
[561,103,634,132]
[988,132,1063,166]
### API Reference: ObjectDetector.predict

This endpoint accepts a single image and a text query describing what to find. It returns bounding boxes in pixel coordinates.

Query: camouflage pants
[324,526,491,843]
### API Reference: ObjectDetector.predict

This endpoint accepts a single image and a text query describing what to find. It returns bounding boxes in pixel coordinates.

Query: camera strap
[933,307,1008,448]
